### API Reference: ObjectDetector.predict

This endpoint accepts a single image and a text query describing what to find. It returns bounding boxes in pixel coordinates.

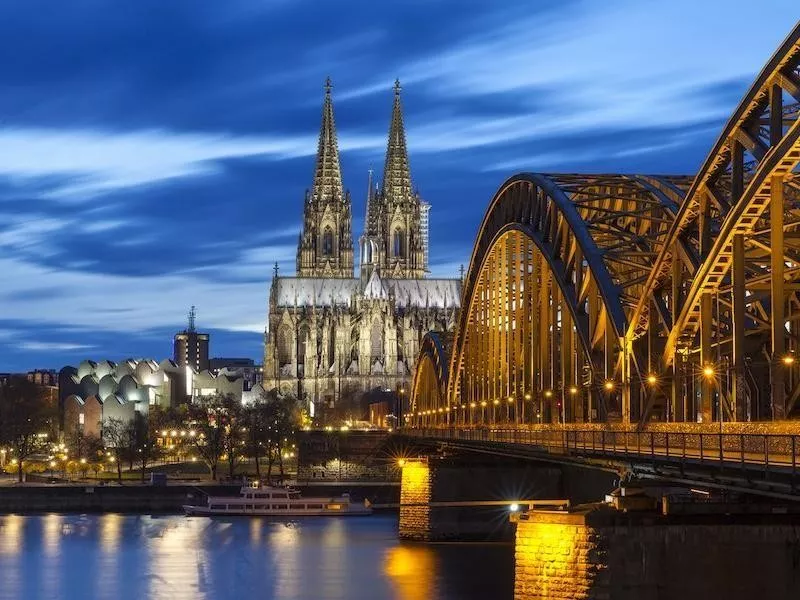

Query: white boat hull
[183,505,372,517]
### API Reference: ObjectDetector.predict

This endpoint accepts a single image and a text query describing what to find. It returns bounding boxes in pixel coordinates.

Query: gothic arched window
[277,324,292,367]
[297,325,310,365]
[328,324,336,367]
[322,227,334,256]
[370,321,383,360]
[393,228,405,258]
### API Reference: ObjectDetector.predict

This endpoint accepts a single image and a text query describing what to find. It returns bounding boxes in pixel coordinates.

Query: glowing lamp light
[569,386,578,395]
[647,374,658,385]
[397,459,406,467]
[783,354,795,366]
[507,396,514,403]
[470,402,477,408]
[480,401,487,407]
[544,390,553,398]
[524,393,531,400]
[604,380,615,391]
[702,365,715,378]
[509,503,519,512]
[493,399,500,405]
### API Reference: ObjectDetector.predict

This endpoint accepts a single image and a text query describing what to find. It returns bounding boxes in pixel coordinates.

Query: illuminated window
[79,413,85,426]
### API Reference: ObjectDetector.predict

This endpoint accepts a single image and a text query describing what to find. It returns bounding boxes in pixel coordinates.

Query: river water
[0,514,513,600]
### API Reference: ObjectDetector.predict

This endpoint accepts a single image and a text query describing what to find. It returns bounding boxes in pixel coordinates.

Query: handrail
[404,427,800,491]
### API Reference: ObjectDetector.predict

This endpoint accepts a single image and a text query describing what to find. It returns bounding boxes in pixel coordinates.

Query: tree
[260,390,301,482]
[0,377,57,482]
[102,417,131,482]
[133,413,159,482]
[187,393,232,480]
[243,399,271,481]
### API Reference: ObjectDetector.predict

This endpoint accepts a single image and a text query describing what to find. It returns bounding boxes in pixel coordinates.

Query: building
[263,79,461,422]
[59,358,251,438]
[209,357,263,391]
[173,306,210,372]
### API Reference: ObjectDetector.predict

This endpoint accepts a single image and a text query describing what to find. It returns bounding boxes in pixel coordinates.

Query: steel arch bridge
[409,21,800,429]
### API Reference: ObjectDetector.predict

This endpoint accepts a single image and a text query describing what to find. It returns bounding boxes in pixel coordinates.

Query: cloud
[19,341,96,352]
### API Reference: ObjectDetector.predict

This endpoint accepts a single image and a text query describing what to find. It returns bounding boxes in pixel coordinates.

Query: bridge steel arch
[409,331,451,427]
[628,22,800,424]
[412,173,692,428]
[407,21,800,431]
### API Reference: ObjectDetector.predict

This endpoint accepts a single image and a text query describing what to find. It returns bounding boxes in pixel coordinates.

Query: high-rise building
[173,306,210,372]
[264,80,461,422]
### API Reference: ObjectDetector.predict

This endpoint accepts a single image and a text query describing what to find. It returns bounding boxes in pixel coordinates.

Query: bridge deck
[406,426,800,498]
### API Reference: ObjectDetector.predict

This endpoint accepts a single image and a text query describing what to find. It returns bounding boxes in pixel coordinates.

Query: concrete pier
[513,506,800,600]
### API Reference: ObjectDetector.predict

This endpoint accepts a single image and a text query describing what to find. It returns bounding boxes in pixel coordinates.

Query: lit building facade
[173,306,210,372]
[263,80,461,421]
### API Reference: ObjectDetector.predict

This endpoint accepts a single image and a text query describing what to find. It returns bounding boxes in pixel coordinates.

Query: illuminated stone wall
[399,459,431,541]
[515,509,800,600]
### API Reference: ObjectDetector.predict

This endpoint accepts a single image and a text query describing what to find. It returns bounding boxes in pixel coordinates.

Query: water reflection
[384,545,437,600]
[0,515,513,600]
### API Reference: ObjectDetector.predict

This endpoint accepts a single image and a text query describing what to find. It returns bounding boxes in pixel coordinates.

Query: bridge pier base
[397,456,604,541]
[514,506,800,600]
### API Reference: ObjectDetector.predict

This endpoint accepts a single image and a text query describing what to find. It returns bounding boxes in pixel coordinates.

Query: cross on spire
[273,262,279,279]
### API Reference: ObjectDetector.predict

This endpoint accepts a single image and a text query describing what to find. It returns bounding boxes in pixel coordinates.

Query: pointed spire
[381,79,412,201]
[365,168,373,230]
[311,77,343,203]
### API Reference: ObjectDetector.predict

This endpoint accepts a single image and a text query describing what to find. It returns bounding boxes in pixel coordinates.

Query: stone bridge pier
[397,454,616,541]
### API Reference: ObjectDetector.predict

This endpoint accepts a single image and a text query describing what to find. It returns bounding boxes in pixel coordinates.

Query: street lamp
[782,354,795,366]
[480,401,487,423]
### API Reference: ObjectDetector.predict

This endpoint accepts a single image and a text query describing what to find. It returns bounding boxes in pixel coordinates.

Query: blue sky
[0,0,797,371]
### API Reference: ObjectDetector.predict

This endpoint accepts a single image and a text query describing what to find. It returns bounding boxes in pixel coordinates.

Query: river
[0,514,513,600]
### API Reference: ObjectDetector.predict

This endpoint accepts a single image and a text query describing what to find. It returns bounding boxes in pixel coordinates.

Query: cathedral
[263,79,462,422]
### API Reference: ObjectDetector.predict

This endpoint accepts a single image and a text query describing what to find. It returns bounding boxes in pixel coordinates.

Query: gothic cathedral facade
[263,80,461,422]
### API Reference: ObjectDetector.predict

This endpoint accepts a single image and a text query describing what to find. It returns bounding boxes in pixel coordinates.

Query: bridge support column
[771,174,786,419]
[731,233,747,421]
[398,458,431,541]
[700,292,714,423]
[513,507,800,600]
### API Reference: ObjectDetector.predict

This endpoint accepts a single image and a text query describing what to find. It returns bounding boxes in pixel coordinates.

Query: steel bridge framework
[410,22,800,428]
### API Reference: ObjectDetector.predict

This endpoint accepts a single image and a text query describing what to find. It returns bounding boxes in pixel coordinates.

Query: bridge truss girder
[409,22,800,429]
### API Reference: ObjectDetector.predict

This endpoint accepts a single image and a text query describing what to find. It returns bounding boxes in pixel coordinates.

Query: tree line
[0,375,301,483]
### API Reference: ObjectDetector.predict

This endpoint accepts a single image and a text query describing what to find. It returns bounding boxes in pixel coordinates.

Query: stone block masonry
[398,459,431,541]
[514,507,800,600]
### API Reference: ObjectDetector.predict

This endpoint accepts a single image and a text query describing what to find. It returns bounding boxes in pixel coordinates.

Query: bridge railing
[406,427,800,490]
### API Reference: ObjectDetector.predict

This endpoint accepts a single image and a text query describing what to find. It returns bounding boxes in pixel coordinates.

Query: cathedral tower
[297,78,354,278]
[360,80,426,279]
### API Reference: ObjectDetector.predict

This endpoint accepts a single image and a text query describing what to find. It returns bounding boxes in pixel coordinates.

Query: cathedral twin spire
[311,78,343,203]
[296,77,424,281]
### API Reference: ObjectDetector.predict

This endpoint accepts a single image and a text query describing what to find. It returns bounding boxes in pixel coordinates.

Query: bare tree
[243,398,271,481]
[0,377,57,482]
[133,413,159,483]
[261,390,301,482]
[187,393,232,480]
[101,417,131,482]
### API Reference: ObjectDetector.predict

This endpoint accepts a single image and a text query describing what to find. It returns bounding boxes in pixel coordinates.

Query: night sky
[0,1,797,371]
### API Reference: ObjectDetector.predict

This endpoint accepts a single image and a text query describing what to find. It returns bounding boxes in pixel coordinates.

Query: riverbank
[0,482,400,513]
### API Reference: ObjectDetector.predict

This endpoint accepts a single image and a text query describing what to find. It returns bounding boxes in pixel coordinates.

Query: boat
[183,482,372,517]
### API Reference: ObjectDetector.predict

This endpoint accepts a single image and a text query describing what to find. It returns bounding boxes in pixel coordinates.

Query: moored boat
[183,482,372,517]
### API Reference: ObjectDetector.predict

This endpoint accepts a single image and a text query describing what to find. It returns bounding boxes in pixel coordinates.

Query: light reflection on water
[0,515,513,600]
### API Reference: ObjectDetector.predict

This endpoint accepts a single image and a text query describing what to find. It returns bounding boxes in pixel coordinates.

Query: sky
[0,0,797,371]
